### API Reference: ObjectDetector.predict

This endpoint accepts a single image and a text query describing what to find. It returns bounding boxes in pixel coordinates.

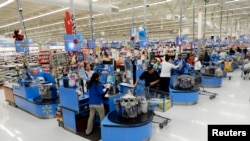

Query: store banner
[210,38,214,46]
[139,37,147,48]
[87,39,96,49]
[64,33,83,51]
[216,36,221,42]
[176,36,182,46]
[15,40,29,53]
[102,42,108,48]
[138,25,147,48]
[111,42,121,48]
[182,35,188,41]
[130,40,136,47]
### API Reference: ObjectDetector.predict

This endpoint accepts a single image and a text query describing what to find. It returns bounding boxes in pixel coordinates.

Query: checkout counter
[12,68,59,118]
[59,72,154,141]
[3,83,17,106]
[101,83,153,141]
[59,73,122,134]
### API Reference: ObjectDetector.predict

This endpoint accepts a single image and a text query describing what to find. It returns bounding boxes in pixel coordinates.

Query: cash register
[105,74,118,96]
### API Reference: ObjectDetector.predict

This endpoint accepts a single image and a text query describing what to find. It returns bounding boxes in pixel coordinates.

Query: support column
[226,10,229,36]
[179,0,183,53]
[89,0,94,39]
[143,0,147,44]
[132,0,135,34]
[212,6,215,36]
[219,6,223,42]
[143,0,147,27]
[70,0,74,15]
[203,0,207,36]
[192,0,195,43]
[16,0,23,30]
[197,7,203,55]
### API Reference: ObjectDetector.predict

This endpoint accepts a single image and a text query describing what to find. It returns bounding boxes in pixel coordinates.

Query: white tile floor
[1,68,250,141]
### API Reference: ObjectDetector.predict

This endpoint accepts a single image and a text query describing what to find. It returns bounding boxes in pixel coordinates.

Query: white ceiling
[0,0,250,43]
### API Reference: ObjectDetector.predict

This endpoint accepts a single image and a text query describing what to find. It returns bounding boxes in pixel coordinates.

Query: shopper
[243,46,248,56]
[236,46,242,53]
[203,51,210,66]
[185,53,190,62]
[229,48,236,55]
[194,56,203,73]
[84,62,94,81]
[134,64,160,89]
[160,55,179,93]
[124,52,133,84]
[187,54,195,66]
[131,56,137,84]
[85,72,109,136]
[218,51,225,60]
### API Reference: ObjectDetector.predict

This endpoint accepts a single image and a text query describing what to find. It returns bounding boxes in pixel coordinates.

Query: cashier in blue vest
[174,54,187,68]
[85,72,109,136]
[173,54,187,74]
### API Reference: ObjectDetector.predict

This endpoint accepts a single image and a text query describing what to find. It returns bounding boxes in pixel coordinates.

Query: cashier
[85,72,109,136]
[84,63,93,80]
[134,64,160,89]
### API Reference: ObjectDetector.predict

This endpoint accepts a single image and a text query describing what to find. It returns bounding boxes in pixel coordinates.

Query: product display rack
[38,50,51,72]
[50,52,70,84]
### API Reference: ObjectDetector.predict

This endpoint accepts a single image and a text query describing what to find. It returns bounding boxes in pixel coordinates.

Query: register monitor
[106,75,116,85]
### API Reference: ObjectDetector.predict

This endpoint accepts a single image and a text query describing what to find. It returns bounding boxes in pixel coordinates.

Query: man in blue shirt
[173,54,187,74]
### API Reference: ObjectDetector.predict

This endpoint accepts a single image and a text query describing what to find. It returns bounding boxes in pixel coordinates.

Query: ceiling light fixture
[0,0,14,8]
[225,0,241,3]
[120,0,172,12]
[0,7,69,29]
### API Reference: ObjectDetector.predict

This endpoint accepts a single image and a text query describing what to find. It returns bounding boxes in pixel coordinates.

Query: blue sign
[87,39,96,49]
[182,35,188,41]
[139,37,147,48]
[64,33,84,51]
[130,40,135,47]
[111,42,121,48]
[102,42,108,48]
[15,40,29,53]
[50,42,57,46]
[216,36,221,42]
[176,37,182,46]
[210,38,214,45]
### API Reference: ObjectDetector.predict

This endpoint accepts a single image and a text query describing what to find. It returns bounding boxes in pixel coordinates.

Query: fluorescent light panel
[0,7,69,29]
[120,0,172,12]
[0,0,14,8]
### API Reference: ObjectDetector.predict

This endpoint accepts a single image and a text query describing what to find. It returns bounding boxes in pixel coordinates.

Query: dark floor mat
[77,126,101,141]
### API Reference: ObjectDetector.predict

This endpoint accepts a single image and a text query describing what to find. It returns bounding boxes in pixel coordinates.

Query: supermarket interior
[0,0,250,141]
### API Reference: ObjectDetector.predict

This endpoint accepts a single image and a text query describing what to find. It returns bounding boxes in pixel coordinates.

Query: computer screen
[106,75,116,85]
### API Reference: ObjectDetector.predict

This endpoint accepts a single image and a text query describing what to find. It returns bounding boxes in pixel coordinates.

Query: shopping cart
[189,71,217,100]
[142,87,173,129]
[241,59,250,80]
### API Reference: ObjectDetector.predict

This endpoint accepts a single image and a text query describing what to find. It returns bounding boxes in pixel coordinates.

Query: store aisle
[0,69,250,141]
[151,68,250,141]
